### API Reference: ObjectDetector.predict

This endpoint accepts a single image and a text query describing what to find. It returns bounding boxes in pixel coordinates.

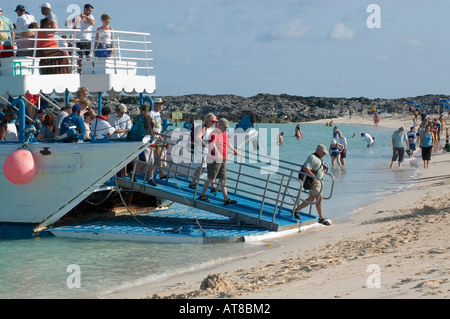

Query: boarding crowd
[0,3,115,73]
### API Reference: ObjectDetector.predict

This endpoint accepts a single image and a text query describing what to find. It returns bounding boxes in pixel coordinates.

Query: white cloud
[258,19,309,41]
[375,54,388,61]
[329,23,354,41]
[407,39,424,52]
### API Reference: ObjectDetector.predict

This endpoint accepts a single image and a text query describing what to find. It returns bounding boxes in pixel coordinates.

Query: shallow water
[0,123,418,299]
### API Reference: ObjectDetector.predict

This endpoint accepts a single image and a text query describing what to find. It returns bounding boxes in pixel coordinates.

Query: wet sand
[109,114,450,299]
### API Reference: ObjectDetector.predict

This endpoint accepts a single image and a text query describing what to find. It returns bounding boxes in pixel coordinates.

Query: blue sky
[3,0,450,98]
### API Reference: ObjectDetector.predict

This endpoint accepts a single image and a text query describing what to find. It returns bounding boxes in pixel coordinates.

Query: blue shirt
[392,130,407,148]
[60,113,86,137]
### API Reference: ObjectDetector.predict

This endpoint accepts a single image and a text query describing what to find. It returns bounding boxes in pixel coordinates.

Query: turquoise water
[0,123,418,299]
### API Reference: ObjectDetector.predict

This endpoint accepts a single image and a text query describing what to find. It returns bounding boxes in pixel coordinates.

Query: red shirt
[208,130,227,162]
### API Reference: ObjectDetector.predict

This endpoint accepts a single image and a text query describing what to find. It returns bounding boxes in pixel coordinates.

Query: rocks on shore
[72,93,449,123]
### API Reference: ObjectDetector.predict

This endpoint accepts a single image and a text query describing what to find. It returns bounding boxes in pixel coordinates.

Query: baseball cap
[218,118,230,128]
[317,144,328,154]
[153,98,163,104]
[40,3,51,9]
[72,104,81,112]
[15,5,25,12]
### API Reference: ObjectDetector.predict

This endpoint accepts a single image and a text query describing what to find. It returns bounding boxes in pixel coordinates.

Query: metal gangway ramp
[116,134,334,232]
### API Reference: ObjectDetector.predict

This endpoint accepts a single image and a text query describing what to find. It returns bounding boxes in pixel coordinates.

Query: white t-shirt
[16,14,36,32]
[338,136,347,151]
[55,111,69,130]
[91,117,115,139]
[150,110,162,134]
[108,113,131,139]
[75,14,95,41]
[362,133,374,145]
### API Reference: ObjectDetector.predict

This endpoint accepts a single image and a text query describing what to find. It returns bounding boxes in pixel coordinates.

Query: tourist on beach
[419,125,435,169]
[332,126,339,138]
[66,4,95,72]
[390,127,409,169]
[361,133,375,148]
[348,106,353,119]
[277,132,284,145]
[329,139,344,167]
[293,144,330,226]
[443,139,450,153]
[198,118,242,205]
[0,109,18,141]
[294,124,302,140]
[94,13,113,58]
[188,113,218,189]
[337,131,347,165]
[373,112,380,127]
[406,127,417,158]
[108,103,132,139]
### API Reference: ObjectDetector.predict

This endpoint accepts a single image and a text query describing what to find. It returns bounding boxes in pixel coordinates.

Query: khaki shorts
[207,162,227,180]
[309,181,322,198]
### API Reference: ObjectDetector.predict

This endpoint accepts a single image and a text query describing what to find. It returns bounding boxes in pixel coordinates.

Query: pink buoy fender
[3,147,36,185]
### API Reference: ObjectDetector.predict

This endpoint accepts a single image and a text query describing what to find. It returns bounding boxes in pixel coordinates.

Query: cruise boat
[0,28,155,238]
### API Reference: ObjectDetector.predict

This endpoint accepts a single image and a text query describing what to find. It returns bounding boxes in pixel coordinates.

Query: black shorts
[76,41,92,58]
[392,147,405,162]
[421,146,432,161]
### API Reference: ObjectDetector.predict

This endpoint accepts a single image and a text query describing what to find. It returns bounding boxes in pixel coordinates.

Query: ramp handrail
[126,130,335,226]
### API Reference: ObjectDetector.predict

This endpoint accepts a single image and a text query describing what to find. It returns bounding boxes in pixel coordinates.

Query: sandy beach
[110,114,450,299]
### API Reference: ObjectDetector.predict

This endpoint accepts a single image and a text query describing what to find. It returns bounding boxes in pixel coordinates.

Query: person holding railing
[293,144,331,226]
[36,18,71,74]
[198,118,243,205]
[94,13,113,58]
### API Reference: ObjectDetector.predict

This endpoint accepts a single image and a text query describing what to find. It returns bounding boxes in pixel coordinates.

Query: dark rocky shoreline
[84,93,449,123]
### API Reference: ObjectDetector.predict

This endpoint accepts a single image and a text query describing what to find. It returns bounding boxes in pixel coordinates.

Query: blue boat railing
[127,131,335,222]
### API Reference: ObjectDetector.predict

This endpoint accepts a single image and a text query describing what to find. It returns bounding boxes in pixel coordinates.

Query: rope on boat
[114,176,183,234]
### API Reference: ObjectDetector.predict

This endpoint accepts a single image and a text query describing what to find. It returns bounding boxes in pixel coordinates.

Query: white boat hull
[0,138,150,235]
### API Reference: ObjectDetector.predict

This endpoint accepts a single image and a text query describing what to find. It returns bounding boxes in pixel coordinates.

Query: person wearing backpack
[294,144,331,226]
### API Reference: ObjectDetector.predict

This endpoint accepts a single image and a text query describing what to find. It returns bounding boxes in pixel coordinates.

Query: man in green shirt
[294,144,331,226]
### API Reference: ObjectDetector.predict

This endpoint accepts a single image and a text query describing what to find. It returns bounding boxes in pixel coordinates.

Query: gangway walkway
[116,135,335,232]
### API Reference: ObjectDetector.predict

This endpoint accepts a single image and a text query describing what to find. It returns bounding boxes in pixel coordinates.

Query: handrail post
[258,174,271,220]
[272,176,284,224]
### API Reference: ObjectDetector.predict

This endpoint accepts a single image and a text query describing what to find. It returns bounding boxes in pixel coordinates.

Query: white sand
[108,114,450,299]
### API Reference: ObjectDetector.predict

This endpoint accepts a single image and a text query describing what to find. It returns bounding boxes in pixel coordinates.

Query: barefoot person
[294,144,331,226]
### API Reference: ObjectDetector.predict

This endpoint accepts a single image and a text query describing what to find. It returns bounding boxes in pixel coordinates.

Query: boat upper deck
[0,28,155,96]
